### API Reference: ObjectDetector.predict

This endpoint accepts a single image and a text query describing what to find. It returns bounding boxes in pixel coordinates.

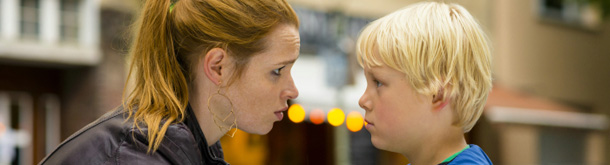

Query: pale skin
[358,62,467,165]
[189,24,300,146]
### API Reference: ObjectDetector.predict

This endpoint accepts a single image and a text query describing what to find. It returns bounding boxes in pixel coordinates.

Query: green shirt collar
[441,145,470,163]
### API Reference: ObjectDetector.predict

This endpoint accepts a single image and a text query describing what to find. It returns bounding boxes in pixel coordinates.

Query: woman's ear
[432,88,449,111]
[202,48,228,85]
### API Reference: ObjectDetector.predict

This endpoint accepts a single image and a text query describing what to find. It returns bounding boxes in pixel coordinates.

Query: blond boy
[357,2,492,165]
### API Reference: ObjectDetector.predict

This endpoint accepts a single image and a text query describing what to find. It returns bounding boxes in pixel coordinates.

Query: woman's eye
[273,66,285,76]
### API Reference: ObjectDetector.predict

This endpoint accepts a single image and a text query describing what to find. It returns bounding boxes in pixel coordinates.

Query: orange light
[327,108,345,127]
[346,111,364,132]
[309,109,325,125]
[288,104,305,123]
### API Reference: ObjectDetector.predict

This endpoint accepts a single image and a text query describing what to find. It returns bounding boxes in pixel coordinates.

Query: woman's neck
[403,128,468,165]
[190,91,229,146]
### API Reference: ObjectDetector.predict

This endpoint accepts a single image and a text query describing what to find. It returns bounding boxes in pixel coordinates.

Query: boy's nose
[358,93,372,111]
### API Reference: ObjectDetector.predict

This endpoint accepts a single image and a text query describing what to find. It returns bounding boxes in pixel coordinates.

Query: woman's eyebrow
[275,58,297,66]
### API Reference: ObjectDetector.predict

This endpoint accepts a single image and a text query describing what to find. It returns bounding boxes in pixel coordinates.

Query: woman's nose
[283,77,299,100]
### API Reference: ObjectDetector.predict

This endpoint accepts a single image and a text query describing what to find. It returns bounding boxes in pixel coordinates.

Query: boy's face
[359,63,438,154]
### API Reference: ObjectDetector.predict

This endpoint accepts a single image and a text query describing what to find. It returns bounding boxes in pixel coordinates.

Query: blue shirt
[446,144,492,165]
[408,144,493,165]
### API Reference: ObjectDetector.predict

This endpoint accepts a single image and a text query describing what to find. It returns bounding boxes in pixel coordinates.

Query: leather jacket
[40,105,229,165]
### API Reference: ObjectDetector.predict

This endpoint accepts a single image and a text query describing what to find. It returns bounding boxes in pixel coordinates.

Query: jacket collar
[185,103,229,164]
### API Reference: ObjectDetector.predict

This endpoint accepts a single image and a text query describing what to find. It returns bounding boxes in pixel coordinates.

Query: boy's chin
[371,135,405,154]
[370,135,389,151]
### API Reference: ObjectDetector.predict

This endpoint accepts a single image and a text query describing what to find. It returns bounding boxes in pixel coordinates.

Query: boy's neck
[403,128,468,165]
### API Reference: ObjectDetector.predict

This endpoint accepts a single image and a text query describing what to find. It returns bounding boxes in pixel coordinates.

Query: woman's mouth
[274,107,288,121]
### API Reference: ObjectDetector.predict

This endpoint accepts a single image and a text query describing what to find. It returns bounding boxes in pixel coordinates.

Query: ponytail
[123,0,188,153]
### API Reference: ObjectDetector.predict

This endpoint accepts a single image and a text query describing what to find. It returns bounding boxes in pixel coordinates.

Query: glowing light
[327,108,345,127]
[288,104,305,123]
[309,109,325,125]
[346,111,364,132]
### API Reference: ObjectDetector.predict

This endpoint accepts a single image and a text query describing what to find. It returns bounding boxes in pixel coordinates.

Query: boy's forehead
[365,63,395,74]
[362,62,383,71]
[359,53,383,68]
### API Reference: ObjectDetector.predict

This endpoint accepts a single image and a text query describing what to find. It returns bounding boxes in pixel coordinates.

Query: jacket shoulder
[40,108,130,164]
[40,108,203,165]
[115,121,202,164]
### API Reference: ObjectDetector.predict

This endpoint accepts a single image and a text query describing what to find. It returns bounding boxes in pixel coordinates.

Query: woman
[41,0,299,164]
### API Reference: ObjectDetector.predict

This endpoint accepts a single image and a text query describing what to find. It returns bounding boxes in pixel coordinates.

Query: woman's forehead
[251,25,300,65]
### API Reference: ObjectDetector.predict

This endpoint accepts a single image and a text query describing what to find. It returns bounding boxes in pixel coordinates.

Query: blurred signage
[293,6,372,54]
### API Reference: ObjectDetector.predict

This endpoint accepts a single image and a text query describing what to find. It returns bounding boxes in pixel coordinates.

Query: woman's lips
[275,111,284,120]
[274,107,288,121]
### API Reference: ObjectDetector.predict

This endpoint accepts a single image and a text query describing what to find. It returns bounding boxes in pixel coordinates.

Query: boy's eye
[273,66,286,76]
[374,80,382,87]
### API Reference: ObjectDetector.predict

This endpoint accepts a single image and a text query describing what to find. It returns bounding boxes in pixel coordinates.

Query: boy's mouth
[364,119,374,126]
[364,119,374,130]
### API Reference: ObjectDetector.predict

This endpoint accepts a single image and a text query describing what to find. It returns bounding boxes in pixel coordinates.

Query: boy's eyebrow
[368,67,390,79]
[364,68,378,78]
[364,70,372,77]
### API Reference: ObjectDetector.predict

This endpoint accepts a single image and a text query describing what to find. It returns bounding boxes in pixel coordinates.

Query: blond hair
[356,2,492,133]
[124,0,298,153]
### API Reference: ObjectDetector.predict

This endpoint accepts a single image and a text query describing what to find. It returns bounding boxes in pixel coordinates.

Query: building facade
[0,0,132,164]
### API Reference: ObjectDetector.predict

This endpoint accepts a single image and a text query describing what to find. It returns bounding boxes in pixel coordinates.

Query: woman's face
[358,63,436,153]
[227,24,300,134]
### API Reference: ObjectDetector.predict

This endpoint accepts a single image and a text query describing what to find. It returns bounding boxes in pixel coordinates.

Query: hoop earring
[207,81,238,137]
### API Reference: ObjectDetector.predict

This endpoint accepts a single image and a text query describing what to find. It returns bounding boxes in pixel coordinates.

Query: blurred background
[0,0,609,164]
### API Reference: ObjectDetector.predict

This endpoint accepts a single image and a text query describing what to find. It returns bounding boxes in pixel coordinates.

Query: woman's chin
[241,124,273,135]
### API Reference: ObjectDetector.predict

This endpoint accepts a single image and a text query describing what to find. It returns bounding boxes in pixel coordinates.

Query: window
[20,0,40,40]
[539,0,602,31]
[540,127,586,165]
[0,92,34,165]
[60,0,79,43]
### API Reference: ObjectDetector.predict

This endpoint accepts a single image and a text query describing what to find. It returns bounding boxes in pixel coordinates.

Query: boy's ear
[202,48,227,86]
[432,88,449,111]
